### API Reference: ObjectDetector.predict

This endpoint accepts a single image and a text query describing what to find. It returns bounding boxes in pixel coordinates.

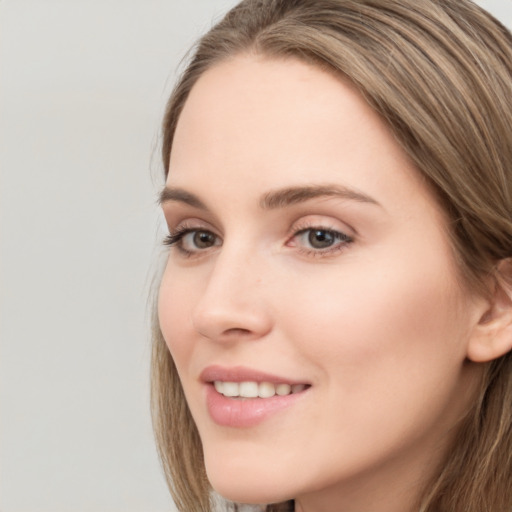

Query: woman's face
[159,55,484,511]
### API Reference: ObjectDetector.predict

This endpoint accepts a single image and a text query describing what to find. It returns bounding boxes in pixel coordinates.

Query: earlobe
[467,259,512,363]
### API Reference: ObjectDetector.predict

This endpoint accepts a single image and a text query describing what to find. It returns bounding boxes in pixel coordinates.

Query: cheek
[158,268,196,365]
[266,253,473,483]
[283,249,469,396]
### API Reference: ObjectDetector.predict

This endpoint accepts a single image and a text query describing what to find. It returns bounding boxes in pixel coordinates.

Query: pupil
[194,231,215,248]
[309,229,334,248]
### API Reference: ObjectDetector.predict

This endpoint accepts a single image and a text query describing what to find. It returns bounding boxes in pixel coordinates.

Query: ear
[467,259,512,363]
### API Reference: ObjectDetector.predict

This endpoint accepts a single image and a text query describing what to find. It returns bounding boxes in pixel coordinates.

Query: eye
[184,230,218,250]
[301,229,338,249]
[164,227,221,255]
[290,227,353,254]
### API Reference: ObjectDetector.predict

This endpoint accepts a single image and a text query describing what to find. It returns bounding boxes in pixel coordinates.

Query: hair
[151,1,512,511]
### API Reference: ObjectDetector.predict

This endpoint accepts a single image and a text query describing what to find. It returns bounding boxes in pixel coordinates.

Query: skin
[158,55,486,512]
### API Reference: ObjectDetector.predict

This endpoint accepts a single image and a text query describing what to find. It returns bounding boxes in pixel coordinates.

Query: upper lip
[200,365,310,385]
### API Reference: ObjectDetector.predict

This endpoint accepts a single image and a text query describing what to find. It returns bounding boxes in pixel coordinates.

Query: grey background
[1,1,510,511]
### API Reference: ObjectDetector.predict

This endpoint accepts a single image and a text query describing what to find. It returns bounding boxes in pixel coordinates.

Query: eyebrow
[159,184,381,210]
[159,187,207,209]
[260,184,380,209]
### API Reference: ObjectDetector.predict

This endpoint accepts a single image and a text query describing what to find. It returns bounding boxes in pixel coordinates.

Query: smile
[201,366,311,427]
[213,381,309,398]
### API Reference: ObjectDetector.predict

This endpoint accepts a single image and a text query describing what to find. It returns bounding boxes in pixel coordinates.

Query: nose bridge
[192,241,272,341]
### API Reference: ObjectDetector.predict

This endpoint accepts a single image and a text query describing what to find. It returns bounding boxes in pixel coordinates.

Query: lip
[200,365,309,385]
[200,365,310,428]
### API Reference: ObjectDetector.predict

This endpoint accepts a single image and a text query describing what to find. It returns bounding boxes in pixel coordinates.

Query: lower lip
[205,384,308,428]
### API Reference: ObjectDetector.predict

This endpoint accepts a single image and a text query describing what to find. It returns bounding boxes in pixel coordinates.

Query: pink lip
[200,365,308,385]
[200,365,310,428]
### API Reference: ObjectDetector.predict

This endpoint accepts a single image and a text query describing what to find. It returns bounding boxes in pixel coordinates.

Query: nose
[191,248,273,343]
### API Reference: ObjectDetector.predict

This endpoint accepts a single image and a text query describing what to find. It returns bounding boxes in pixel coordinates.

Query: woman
[152,1,512,511]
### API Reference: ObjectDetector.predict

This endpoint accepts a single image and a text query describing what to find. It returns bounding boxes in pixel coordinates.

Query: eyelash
[163,226,213,256]
[163,224,354,258]
[289,226,353,257]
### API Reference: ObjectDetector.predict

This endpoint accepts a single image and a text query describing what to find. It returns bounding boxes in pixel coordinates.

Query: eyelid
[165,217,218,236]
[287,215,355,239]
[288,226,352,245]
[285,217,355,257]
[161,203,222,237]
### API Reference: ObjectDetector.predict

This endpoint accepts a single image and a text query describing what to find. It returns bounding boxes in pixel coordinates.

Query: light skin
[158,55,492,512]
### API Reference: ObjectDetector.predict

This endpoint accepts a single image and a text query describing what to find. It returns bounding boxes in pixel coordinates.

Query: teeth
[213,381,307,398]
[276,383,291,396]
[239,381,258,397]
[222,382,239,397]
[291,384,307,393]
[258,382,276,398]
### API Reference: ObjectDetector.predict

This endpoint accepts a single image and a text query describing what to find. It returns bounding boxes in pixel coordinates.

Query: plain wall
[1,1,510,511]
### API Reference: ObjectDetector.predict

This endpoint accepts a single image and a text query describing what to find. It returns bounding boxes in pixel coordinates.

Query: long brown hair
[152,1,512,510]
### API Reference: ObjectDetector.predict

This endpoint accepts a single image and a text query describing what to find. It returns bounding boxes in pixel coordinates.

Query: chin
[205,457,292,505]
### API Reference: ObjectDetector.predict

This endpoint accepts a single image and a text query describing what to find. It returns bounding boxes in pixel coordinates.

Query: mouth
[212,380,309,398]
[200,366,311,427]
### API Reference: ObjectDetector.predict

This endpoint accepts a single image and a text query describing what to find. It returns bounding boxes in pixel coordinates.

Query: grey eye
[192,231,217,249]
[307,229,336,248]
[293,227,352,253]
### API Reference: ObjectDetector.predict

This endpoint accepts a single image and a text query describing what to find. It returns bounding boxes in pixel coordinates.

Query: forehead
[170,55,383,171]
[168,54,437,220]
